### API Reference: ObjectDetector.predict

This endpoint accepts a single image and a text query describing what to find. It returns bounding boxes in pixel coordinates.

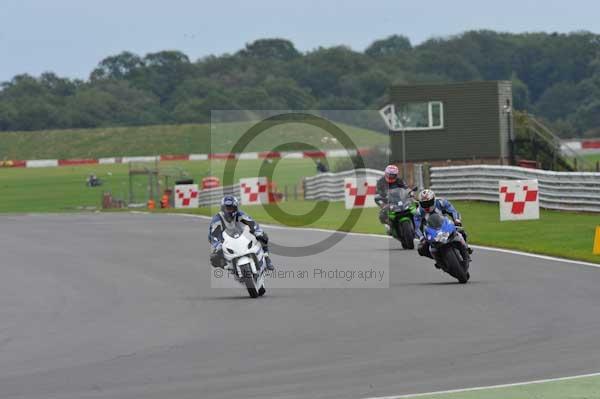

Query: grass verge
[393,373,600,399]
[583,152,600,165]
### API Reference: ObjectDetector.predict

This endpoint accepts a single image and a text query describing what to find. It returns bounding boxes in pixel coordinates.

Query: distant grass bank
[0,121,387,160]
[0,158,317,213]
[180,200,600,264]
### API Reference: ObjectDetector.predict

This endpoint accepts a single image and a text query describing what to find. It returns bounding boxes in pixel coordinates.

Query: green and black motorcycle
[386,187,418,249]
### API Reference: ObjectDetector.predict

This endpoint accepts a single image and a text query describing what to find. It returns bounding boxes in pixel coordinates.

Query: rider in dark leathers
[374,164,408,234]
[208,195,275,270]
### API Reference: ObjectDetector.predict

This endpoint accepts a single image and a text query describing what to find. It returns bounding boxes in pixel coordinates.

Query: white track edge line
[361,371,600,399]
[164,212,600,269]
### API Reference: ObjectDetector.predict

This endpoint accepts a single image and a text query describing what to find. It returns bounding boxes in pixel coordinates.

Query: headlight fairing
[435,231,450,243]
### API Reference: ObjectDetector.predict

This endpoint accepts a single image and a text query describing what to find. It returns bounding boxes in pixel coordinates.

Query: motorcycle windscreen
[427,213,445,229]
[387,188,411,210]
[223,222,247,239]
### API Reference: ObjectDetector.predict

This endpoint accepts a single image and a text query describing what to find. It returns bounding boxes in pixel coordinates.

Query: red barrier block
[209,153,236,160]
[303,150,326,158]
[582,140,600,149]
[0,160,26,168]
[259,151,281,159]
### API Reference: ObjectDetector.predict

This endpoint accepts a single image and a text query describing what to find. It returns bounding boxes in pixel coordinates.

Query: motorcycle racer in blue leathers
[414,189,472,267]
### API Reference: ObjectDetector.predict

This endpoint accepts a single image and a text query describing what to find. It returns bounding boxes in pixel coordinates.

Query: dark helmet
[220,195,239,222]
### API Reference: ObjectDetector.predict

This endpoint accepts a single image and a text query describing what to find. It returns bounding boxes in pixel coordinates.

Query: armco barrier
[430,165,600,212]
[304,169,384,201]
[198,184,241,207]
[303,165,600,213]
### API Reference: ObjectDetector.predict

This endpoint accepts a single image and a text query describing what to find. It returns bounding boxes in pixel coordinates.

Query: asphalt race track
[1,213,600,399]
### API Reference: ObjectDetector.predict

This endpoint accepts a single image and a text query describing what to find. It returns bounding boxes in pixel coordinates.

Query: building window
[396,101,444,130]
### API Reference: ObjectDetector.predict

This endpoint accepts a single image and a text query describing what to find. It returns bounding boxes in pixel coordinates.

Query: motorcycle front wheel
[399,220,415,249]
[440,246,469,284]
[239,264,260,298]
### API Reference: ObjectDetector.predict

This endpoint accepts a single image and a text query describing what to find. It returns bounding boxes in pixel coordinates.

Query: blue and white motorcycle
[424,213,471,284]
[222,223,267,298]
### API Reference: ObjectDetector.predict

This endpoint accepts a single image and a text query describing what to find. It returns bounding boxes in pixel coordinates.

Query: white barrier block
[26,159,59,168]
[281,152,304,159]
[121,156,159,163]
[99,158,116,164]
[561,141,582,151]
[344,177,378,209]
[189,154,209,161]
[239,177,270,205]
[325,149,352,158]
[499,179,540,221]
[237,152,259,160]
[174,184,199,208]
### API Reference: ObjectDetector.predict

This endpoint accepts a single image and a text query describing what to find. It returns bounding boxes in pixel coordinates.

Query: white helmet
[419,189,436,212]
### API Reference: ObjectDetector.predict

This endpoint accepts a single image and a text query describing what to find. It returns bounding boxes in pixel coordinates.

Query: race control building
[381,80,514,165]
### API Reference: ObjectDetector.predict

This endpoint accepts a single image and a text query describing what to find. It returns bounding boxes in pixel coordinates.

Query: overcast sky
[1,0,598,82]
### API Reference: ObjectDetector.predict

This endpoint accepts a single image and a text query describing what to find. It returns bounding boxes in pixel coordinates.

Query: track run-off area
[1,213,600,399]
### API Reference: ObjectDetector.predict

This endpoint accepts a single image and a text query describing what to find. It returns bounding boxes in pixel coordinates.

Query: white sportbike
[222,223,267,298]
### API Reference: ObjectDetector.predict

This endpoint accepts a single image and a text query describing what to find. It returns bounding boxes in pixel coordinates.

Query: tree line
[1,31,600,137]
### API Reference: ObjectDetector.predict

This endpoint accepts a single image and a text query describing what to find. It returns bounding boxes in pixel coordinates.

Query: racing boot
[264,253,275,271]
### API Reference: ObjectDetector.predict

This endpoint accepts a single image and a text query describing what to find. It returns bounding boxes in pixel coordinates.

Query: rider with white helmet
[415,189,472,266]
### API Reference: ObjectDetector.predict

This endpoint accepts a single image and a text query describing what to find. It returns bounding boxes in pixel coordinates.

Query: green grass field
[393,374,600,399]
[185,200,600,264]
[0,158,318,213]
[583,152,600,164]
[0,121,388,160]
